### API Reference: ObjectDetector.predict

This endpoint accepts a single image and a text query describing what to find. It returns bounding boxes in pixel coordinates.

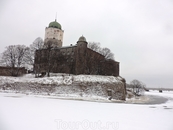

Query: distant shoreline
[146,88,173,91]
[0,91,170,105]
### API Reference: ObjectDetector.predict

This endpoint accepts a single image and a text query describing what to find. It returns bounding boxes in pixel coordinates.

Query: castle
[34,19,120,76]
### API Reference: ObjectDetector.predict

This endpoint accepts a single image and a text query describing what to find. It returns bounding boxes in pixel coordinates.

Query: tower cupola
[48,19,62,29]
[77,36,87,43]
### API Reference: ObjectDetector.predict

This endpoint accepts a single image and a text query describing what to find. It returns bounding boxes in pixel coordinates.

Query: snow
[0,75,172,130]
[0,74,125,101]
[0,74,121,85]
[0,91,173,130]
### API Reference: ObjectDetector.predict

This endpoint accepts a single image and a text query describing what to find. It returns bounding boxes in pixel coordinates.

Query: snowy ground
[0,74,122,85]
[0,74,125,101]
[0,90,173,130]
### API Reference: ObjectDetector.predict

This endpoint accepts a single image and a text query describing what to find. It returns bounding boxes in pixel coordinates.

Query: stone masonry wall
[34,42,119,76]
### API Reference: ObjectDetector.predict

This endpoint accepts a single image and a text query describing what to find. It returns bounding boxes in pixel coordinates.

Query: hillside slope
[0,74,126,101]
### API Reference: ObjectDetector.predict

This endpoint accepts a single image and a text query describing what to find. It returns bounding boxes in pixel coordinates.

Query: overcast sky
[0,0,173,88]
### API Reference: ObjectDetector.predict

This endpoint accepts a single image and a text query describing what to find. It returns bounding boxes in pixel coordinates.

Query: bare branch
[100,47,114,60]
[0,45,28,76]
[25,37,44,66]
[130,79,145,96]
[88,42,114,60]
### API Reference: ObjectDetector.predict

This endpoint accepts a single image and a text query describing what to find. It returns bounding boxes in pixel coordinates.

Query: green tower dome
[78,35,87,42]
[49,19,62,29]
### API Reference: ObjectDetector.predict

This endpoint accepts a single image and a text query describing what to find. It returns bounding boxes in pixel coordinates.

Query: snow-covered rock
[0,74,126,101]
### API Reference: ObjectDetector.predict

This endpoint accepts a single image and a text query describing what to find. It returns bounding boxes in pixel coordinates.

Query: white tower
[44,19,64,48]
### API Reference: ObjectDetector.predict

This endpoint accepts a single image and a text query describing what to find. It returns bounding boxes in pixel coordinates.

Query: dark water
[144,95,168,104]
[136,95,169,105]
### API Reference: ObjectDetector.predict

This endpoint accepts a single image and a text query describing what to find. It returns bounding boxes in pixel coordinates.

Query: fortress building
[34,20,120,76]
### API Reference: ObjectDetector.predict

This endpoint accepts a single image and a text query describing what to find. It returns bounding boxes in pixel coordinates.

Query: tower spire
[55,12,57,21]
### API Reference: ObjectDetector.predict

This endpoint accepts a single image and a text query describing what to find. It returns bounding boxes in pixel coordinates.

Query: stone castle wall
[0,66,27,76]
[0,75,126,100]
[34,42,119,76]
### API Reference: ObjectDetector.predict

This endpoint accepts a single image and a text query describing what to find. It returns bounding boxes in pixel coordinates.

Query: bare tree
[130,79,145,96]
[1,45,29,76]
[31,37,44,50]
[23,37,44,77]
[25,37,43,66]
[87,42,101,53]
[87,42,114,60]
[100,47,114,60]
